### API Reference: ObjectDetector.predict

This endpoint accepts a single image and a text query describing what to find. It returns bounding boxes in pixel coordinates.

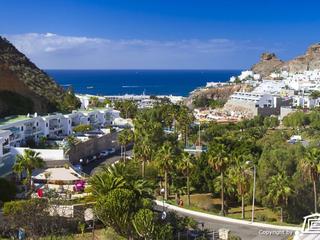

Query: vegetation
[58,88,81,113]
[118,129,134,160]
[89,163,202,239]
[1,198,79,239]
[114,100,138,119]
[13,149,44,188]
[193,95,227,109]
[0,178,16,203]
[88,96,111,108]
[73,124,93,133]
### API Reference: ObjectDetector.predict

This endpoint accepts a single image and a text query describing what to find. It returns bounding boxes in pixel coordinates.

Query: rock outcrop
[251,53,284,77]
[186,84,252,108]
[251,43,320,77]
[0,37,79,117]
[282,43,320,72]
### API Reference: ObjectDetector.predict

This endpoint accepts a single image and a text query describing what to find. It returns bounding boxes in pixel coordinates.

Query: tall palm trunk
[120,145,123,160]
[187,168,190,206]
[123,144,126,161]
[280,207,283,223]
[221,171,225,215]
[314,180,318,213]
[164,170,168,200]
[141,160,145,178]
[241,194,245,219]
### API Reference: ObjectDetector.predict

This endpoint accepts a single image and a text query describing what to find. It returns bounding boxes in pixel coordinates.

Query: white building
[292,95,320,108]
[0,114,44,147]
[230,92,276,108]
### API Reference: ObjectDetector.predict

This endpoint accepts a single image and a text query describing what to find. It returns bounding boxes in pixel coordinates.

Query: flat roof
[0,115,32,126]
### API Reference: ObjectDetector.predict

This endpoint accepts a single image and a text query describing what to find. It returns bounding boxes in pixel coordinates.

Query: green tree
[156,142,176,200]
[132,208,155,239]
[176,106,194,147]
[114,100,138,119]
[13,149,44,188]
[229,155,251,219]
[63,135,79,153]
[58,87,81,113]
[208,143,229,215]
[266,172,292,222]
[263,116,279,129]
[300,147,320,213]
[310,90,320,99]
[282,111,309,129]
[177,152,195,206]
[95,188,139,239]
[118,129,134,161]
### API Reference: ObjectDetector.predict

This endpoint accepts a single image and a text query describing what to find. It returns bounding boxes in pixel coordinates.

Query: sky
[1,0,320,69]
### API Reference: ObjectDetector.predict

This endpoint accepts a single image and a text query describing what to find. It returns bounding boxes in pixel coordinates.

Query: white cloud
[3,33,259,69]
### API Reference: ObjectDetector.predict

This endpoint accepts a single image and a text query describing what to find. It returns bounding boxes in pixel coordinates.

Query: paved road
[82,149,133,175]
[155,203,297,240]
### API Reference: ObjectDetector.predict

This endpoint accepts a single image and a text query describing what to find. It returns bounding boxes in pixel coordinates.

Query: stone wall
[68,132,119,163]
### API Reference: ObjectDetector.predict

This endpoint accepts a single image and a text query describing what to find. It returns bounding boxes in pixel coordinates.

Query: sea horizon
[47,69,241,97]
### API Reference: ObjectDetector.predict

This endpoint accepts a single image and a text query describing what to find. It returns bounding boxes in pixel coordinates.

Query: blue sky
[2,0,320,69]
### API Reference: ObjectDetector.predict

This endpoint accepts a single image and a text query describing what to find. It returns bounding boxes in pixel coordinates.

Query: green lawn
[170,193,300,227]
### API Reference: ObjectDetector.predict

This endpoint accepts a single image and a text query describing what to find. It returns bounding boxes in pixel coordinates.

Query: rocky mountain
[0,37,80,117]
[251,43,320,77]
[251,53,283,78]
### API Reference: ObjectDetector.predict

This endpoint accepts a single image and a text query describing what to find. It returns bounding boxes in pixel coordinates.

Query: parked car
[107,148,116,154]
[100,151,109,157]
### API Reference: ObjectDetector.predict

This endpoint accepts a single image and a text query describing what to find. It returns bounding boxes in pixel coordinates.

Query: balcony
[24,127,42,136]
[49,124,63,132]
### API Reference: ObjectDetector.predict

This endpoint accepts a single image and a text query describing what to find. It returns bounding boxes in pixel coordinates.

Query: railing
[49,125,63,131]
[3,147,11,155]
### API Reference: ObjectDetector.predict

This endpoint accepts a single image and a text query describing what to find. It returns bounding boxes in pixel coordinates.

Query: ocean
[46,70,241,97]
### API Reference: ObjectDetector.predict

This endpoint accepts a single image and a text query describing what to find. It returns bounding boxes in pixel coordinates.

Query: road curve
[155,200,300,240]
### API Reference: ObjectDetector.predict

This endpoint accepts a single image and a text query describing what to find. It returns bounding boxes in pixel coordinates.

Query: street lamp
[246,160,256,223]
[160,188,167,220]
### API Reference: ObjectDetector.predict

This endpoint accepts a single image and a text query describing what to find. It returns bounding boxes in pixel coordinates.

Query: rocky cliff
[0,37,79,117]
[186,84,252,108]
[251,43,320,77]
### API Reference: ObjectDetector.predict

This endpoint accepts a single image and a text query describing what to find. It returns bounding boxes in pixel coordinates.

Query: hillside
[251,43,320,77]
[0,37,80,117]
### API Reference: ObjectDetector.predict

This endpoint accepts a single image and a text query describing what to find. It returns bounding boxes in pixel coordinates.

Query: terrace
[0,115,32,126]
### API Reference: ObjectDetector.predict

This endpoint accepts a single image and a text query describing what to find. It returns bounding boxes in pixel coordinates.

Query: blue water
[46,70,241,96]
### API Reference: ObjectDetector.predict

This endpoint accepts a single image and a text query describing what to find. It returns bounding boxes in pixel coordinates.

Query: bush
[73,124,93,133]
[0,178,16,202]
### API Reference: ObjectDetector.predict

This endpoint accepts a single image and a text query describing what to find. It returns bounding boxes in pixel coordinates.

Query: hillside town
[2,1,320,239]
[194,68,320,123]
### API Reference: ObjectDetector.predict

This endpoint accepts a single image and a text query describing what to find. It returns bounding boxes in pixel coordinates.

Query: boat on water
[86,86,94,89]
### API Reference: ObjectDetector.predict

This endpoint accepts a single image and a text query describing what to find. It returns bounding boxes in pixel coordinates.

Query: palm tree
[177,152,195,206]
[118,129,134,161]
[13,149,44,189]
[300,147,320,213]
[208,143,229,215]
[155,142,175,200]
[266,172,292,222]
[89,163,153,199]
[89,171,126,198]
[229,155,251,219]
[137,140,152,178]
